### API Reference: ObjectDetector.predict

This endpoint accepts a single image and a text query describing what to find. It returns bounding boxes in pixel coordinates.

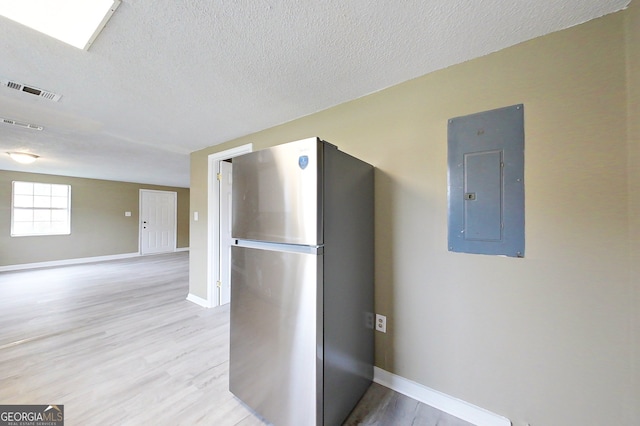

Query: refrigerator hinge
[217,173,222,181]
[216,280,222,288]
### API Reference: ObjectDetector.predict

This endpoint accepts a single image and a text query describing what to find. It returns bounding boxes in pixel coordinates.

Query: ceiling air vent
[1,117,44,131]
[6,81,21,90]
[1,79,62,102]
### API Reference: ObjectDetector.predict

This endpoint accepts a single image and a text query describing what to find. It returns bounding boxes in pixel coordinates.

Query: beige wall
[190,8,637,426]
[625,0,640,422]
[0,171,189,267]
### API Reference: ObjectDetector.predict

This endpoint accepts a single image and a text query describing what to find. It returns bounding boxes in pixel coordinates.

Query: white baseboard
[175,247,189,252]
[186,293,213,308]
[0,252,140,272]
[373,367,511,426]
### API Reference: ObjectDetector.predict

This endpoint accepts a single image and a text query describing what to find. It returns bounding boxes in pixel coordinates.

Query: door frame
[139,189,178,255]
[207,144,252,307]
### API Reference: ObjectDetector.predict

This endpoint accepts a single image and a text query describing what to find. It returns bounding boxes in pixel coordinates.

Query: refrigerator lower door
[230,244,323,426]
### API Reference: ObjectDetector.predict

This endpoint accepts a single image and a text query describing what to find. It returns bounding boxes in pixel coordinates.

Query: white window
[11,181,71,237]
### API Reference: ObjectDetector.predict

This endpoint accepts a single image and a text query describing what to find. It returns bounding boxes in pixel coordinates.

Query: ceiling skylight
[0,0,121,50]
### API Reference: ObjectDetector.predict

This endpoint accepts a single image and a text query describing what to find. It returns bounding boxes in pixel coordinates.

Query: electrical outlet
[375,314,387,333]
[364,312,374,329]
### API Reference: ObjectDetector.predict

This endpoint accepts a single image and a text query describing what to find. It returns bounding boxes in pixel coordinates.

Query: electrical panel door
[448,104,525,257]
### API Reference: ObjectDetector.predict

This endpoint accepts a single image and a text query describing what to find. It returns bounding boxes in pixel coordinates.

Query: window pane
[33,196,51,208]
[13,208,33,222]
[51,210,68,222]
[51,196,68,208]
[34,210,52,222]
[12,222,33,235]
[33,222,51,234]
[51,185,69,197]
[13,181,33,195]
[33,183,51,196]
[14,194,33,208]
[50,222,70,234]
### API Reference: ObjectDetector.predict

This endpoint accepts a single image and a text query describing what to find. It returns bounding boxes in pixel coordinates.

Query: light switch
[194,211,199,221]
[125,211,131,217]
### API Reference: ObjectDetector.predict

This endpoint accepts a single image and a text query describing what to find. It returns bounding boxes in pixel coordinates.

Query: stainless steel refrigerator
[229,137,374,426]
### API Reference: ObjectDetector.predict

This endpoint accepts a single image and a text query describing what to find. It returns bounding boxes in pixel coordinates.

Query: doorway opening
[207,144,252,307]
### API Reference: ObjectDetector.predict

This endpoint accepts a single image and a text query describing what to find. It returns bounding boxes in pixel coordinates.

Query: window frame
[10,181,72,237]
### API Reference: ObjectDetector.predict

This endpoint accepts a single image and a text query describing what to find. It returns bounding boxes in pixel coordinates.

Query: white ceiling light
[7,152,39,164]
[0,0,121,50]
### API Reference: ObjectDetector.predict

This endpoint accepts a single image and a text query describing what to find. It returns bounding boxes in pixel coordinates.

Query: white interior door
[219,161,233,305]
[140,190,177,255]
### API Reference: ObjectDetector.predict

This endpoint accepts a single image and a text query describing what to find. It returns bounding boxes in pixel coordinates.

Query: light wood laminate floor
[0,253,471,426]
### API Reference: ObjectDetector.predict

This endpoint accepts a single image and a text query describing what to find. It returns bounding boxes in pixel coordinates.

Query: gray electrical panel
[447,104,524,257]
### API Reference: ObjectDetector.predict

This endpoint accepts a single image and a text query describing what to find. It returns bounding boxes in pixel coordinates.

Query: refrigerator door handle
[235,238,323,255]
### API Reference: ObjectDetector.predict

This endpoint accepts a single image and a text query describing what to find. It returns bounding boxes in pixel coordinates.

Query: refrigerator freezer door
[229,245,323,426]
[232,137,322,245]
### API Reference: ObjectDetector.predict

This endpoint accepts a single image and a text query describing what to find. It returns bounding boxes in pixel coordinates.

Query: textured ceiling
[0,0,631,187]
